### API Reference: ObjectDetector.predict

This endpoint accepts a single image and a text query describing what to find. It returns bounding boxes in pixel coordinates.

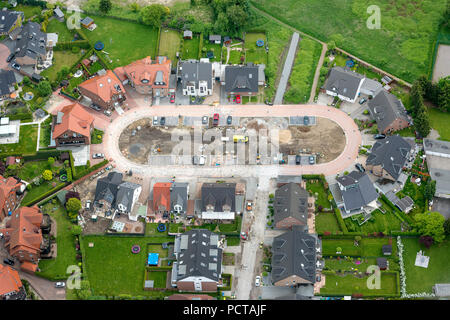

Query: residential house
[0,117,17,138]
[114,56,172,97]
[0,206,48,273]
[0,8,23,39]
[13,22,47,74]
[273,182,314,229]
[178,60,213,97]
[152,182,172,214]
[433,284,450,298]
[170,182,189,215]
[222,64,259,96]
[171,229,223,292]
[376,257,388,270]
[335,171,379,216]
[201,183,236,220]
[360,78,382,97]
[183,30,193,39]
[368,89,411,134]
[0,265,26,300]
[324,67,365,103]
[223,36,231,46]
[208,35,221,44]
[51,103,94,147]
[0,175,21,222]
[78,69,126,110]
[366,135,413,182]
[271,226,323,287]
[423,139,450,199]
[115,181,142,221]
[0,70,17,100]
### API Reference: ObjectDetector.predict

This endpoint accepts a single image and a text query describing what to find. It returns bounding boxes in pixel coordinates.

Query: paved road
[273,32,300,105]
[102,104,361,177]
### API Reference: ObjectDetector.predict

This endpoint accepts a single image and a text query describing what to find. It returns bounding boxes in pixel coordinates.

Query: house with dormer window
[178,60,213,97]
[222,64,260,96]
[200,183,236,220]
[0,175,21,222]
[324,67,365,103]
[52,103,94,147]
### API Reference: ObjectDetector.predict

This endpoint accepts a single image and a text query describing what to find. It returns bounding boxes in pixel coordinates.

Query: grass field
[284,38,321,103]
[21,180,63,205]
[316,212,341,234]
[244,32,268,64]
[0,124,38,156]
[402,238,450,294]
[322,238,397,257]
[46,19,75,42]
[251,0,447,83]
[306,180,332,209]
[427,106,450,141]
[201,42,222,62]
[37,201,78,280]
[344,210,403,234]
[82,15,158,68]
[41,50,82,82]
[182,35,200,60]
[145,270,167,288]
[82,235,174,297]
[17,160,49,181]
[14,4,41,20]
[158,29,182,63]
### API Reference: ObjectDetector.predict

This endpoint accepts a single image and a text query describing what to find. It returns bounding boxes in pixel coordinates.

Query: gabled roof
[153,182,171,211]
[271,226,320,284]
[79,70,124,104]
[0,9,23,34]
[174,229,222,282]
[368,89,410,133]
[224,65,259,93]
[273,182,309,225]
[170,182,188,212]
[0,70,17,96]
[324,67,364,100]
[178,60,212,90]
[0,264,22,296]
[0,175,20,214]
[116,181,141,213]
[336,171,379,211]
[116,56,171,88]
[15,22,47,60]
[366,135,413,181]
[209,35,221,41]
[201,183,236,212]
[94,172,123,205]
[52,103,94,140]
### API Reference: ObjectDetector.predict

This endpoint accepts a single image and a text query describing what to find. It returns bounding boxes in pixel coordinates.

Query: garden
[0,124,38,157]
[322,237,397,257]
[427,106,450,141]
[315,212,341,234]
[91,129,104,145]
[41,49,84,83]
[306,178,332,210]
[244,32,268,65]
[343,209,403,234]
[201,42,222,62]
[181,34,201,60]
[158,29,182,63]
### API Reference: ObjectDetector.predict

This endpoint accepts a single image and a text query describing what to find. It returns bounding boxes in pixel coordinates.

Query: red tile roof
[20,261,38,273]
[115,56,171,89]
[0,175,20,216]
[53,103,94,141]
[79,70,125,104]
[0,264,22,296]
[153,182,172,211]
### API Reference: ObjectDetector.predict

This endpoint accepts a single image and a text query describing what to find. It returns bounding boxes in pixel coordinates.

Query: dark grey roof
[376,257,388,268]
[116,181,141,213]
[385,190,414,212]
[81,16,93,25]
[382,245,392,255]
[368,90,410,133]
[170,182,188,213]
[209,35,221,41]
[324,67,364,100]
[174,229,222,282]
[337,171,379,211]
[0,70,16,96]
[54,7,64,18]
[224,65,259,93]
[201,183,236,212]
[0,9,23,34]
[94,172,123,205]
[14,22,47,61]
[179,60,212,90]
[271,226,320,284]
[273,182,309,225]
[366,135,413,181]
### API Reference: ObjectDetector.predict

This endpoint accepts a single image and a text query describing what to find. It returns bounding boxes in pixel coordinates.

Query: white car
[104,110,112,117]
[92,153,104,159]
[85,200,91,210]
[153,116,158,125]
[55,282,65,288]
[255,276,261,287]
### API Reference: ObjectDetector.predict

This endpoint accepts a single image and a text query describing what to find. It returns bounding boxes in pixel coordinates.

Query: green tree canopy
[99,0,112,13]
[66,197,82,214]
[139,4,167,27]
[424,180,436,201]
[71,225,82,236]
[42,170,52,181]
[414,211,446,243]
[37,81,52,97]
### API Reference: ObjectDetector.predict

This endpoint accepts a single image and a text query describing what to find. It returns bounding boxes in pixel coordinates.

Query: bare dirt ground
[432,44,450,82]
[118,116,345,164]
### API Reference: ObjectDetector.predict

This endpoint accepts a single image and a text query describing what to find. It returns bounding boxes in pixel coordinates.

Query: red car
[236,95,241,104]
[170,94,175,103]
[213,113,219,126]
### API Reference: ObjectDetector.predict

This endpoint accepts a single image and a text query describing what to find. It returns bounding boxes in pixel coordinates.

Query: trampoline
[256,39,264,47]
[131,245,141,254]
[147,253,159,266]
[346,59,355,68]
[23,92,34,101]
[157,223,166,232]
[94,41,105,51]
[206,51,214,59]
[59,174,67,182]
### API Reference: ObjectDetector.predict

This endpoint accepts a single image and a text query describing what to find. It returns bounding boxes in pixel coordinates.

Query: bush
[72,46,80,54]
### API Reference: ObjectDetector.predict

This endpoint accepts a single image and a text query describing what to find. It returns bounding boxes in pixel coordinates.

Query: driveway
[432,197,450,219]
[0,43,11,70]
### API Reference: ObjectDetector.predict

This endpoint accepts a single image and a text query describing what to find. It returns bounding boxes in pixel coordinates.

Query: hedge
[22,149,63,161]
[198,33,204,60]
[54,40,90,51]
[22,182,67,207]
[334,208,349,233]
[73,159,109,180]
[155,27,162,55]
[7,113,33,122]
[389,231,421,237]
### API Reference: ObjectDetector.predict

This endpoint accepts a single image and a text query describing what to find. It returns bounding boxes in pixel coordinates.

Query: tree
[419,235,434,249]
[42,170,52,181]
[424,180,436,201]
[415,108,431,138]
[99,0,112,14]
[226,5,248,33]
[139,4,167,27]
[327,40,336,51]
[213,12,229,34]
[75,280,92,300]
[66,197,82,215]
[22,76,31,86]
[37,81,52,96]
[71,225,82,236]
[444,218,450,236]
[414,211,446,244]
[48,157,55,167]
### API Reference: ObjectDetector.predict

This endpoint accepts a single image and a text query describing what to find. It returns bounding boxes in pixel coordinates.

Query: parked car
[359,98,367,105]
[255,276,261,287]
[3,258,14,266]
[170,94,175,103]
[91,104,101,112]
[153,116,158,125]
[11,62,20,71]
[55,282,66,288]
[355,163,365,172]
[227,115,232,125]
[303,116,310,126]
[104,110,112,117]
[199,155,206,165]
[213,113,219,126]
[246,201,253,212]
[85,200,91,210]
[160,117,166,126]
[295,155,301,165]
[374,134,386,139]
[92,153,104,159]
[265,99,273,106]
[202,116,208,125]
[6,53,15,63]
[235,95,241,104]
[309,156,315,165]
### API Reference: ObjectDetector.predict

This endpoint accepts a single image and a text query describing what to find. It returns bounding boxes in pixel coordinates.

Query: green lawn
[306,180,332,209]
[41,50,82,82]
[396,126,416,138]
[46,19,75,42]
[322,238,397,257]
[145,270,167,289]
[91,129,104,145]
[14,4,41,20]
[0,124,38,156]
[37,200,78,280]
[427,106,450,141]
[320,272,399,296]
[21,180,63,205]
[251,0,447,83]
[316,212,341,234]
[226,237,241,246]
[244,32,268,64]
[402,238,450,294]
[82,235,174,297]
[344,210,403,234]
[17,160,49,182]
[330,52,382,81]
[39,124,52,149]
[147,244,169,259]
[181,35,200,60]
[158,29,182,63]
[201,42,222,62]
[82,15,159,68]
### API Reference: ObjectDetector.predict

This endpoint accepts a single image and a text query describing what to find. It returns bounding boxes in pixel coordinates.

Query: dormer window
[141,79,149,84]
